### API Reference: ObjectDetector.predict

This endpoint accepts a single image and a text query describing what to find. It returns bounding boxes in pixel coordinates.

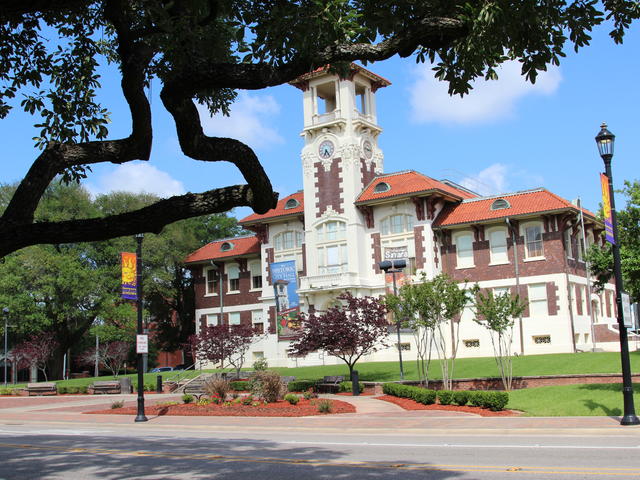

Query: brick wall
[413,225,426,269]
[371,232,381,273]
[360,158,376,189]
[192,265,261,311]
[314,159,343,217]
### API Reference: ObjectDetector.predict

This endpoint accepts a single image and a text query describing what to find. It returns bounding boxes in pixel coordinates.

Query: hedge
[383,384,509,411]
[230,381,250,391]
[338,381,365,393]
[287,380,317,392]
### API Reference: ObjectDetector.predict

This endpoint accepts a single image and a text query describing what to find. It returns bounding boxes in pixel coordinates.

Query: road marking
[1,442,640,476]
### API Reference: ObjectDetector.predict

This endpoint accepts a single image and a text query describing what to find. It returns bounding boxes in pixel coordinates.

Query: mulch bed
[376,395,521,417]
[86,398,356,417]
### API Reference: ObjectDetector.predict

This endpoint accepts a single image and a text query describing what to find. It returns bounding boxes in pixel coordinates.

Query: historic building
[185,64,623,368]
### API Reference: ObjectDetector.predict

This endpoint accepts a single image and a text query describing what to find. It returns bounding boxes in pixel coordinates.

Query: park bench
[315,375,344,393]
[88,380,121,394]
[27,382,57,396]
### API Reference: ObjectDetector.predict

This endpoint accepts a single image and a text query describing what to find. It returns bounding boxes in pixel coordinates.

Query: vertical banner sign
[600,173,616,245]
[121,252,137,300]
[270,260,300,339]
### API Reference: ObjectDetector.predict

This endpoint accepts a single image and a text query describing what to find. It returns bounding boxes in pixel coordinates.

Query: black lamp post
[379,259,406,380]
[595,123,640,426]
[135,233,148,423]
[3,307,9,388]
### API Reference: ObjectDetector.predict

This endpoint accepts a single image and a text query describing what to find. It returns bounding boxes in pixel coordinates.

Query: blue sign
[270,260,300,338]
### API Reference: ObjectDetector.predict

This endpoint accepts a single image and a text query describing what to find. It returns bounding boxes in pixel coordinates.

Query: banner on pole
[270,260,300,339]
[600,173,616,245]
[121,252,137,300]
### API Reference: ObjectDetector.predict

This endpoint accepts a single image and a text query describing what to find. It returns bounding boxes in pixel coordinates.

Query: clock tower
[290,65,390,303]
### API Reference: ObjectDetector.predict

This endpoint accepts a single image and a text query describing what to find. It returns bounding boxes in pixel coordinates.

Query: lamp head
[379,260,392,273]
[595,122,615,160]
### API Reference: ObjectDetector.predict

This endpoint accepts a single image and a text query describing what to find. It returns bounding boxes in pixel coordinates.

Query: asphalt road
[1,425,640,479]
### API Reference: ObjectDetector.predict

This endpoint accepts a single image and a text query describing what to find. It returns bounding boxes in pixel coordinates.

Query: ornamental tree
[12,334,59,382]
[78,341,131,377]
[1,1,638,257]
[473,290,527,390]
[288,292,389,377]
[190,323,262,378]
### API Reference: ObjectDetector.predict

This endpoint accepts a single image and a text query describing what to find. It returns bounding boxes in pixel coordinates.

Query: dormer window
[374,182,391,193]
[220,242,234,252]
[491,198,510,210]
[285,198,300,210]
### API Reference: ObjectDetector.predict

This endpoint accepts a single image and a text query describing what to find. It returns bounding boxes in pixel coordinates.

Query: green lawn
[507,383,640,416]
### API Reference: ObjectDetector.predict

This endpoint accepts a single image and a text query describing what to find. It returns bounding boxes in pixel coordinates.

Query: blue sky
[1,22,639,221]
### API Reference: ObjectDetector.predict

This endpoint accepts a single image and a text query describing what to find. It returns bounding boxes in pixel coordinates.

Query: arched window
[490,198,510,210]
[316,220,348,274]
[380,214,414,236]
[274,230,304,251]
[374,182,391,193]
[284,198,300,209]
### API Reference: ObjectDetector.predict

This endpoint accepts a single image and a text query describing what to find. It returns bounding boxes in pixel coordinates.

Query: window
[227,264,240,292]
[220,242,233,252]
[206,314,219,326]
[380,214,414,236]
[463,339,480,348]
[491,198,511,210]
[229,312,241,325]
[317,221,346,242]
[252,310,265,334]
[316,220,348,274]
[454,232,474,268]
[489,228,508,264]
[524,223,544,258]
[373,182,391,193]
[577,235,585,262]
[395,343,411,351]
[493,286,510,298]
[528,283,548,317]
[249,261,262,290]
[252,351,265,361]
[533,335,551,344]
[284,198,300,209]
[206,268,218,295]
[274,230,304,251]
[564,229,573,259]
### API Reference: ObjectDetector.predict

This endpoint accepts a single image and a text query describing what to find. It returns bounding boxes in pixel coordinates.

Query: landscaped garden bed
[376,395,520,417]
[87,398,355,417]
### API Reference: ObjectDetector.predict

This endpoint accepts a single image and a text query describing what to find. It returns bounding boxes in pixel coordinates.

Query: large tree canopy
[1,1,637,256]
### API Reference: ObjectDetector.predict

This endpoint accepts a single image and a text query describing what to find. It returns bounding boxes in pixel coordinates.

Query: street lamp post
[3,308,8,388]
[135,233,148,423]
[379,259,406,380]
[595,123,640,426]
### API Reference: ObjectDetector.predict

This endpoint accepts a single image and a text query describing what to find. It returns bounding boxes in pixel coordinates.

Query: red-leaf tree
[78,341,131,377]
[190,324,262,378]
[12,333,59,382]
[288,293,390,377]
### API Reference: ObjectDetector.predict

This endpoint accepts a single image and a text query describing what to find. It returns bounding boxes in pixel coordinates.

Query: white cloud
[409,61,561,125]
[199,92,284,149]
[460,163,509,196]
[86,162,185,198]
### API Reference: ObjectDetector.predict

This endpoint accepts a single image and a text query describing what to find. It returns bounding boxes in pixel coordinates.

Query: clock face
[363,140,373,159]
[318,140,335,159]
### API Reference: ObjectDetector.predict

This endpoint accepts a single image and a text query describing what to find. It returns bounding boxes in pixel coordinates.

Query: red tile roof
[240,191,304,225]
[290,63,391,89]
[356,171,476,204]
[184,235,260,263]
[433,189,597,227]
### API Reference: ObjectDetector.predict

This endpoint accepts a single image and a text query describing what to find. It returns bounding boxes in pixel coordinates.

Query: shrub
[317,399,332,413]
[303,389,315,400]
[338,381,365,393]
[412,388,436,405]
[482,391,509,411]
[250,370,285,403]
[287,380,316,392]
[230,380,250,391]
[144,383,155,392]
[382,383,436,405]
[197,397,212,406]
[57,386,68,394]
[284,393,299,405]
[111,400,124,409]
[182,394,194,404]
[468,391,486,407]
[253,358,268,371]
[452,390,469,406]
[204,377,231,401]
[241,394,254,405]
[67,386,79,394]
[437,390,454,405]
[78,386,88,394]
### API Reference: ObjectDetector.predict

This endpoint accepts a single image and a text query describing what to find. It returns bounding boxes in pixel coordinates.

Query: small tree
[386,274,474,389]
[190,323,262,378]
[473,290,527,391]
[288,293,389,377]
[79,341,130,377]
[13,334,58,382]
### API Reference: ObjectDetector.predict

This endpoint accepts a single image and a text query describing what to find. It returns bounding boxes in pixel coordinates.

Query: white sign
[621,292,632,328]
[136,334,149,354]
[384,247,408,260]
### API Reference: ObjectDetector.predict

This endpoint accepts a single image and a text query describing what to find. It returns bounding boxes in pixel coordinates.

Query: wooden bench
[315,375,344,393]
[27,382,57,396]
[88,380,121,395]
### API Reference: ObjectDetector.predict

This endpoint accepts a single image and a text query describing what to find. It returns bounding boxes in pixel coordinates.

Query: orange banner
[121,252,137,300]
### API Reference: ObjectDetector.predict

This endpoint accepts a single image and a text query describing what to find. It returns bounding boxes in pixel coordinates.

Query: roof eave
[355,188,462,206]
[433,207,602,229]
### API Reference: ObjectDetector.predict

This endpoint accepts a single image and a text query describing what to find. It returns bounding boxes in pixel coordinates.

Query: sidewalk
[1,393,639,436]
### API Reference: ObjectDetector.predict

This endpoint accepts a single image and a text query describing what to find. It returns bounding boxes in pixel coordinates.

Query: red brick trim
[547,282,558,315]
[314,159,343,217]
[371,232,381,273]
[413,225,426,269]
